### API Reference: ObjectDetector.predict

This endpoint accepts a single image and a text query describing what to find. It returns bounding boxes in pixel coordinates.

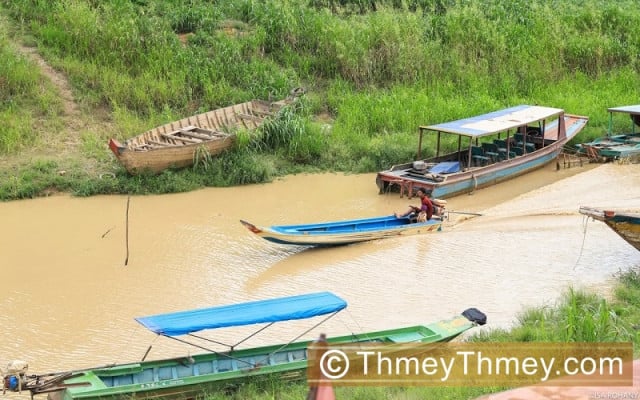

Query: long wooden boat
[376,105,589,199]
[579,206,640,251]
[240,213,443,246]
[7,292,486,399]
[108,89,303,174]
[576,105,640,162]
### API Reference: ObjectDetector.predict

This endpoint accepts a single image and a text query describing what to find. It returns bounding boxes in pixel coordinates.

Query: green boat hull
[32,312,484,400]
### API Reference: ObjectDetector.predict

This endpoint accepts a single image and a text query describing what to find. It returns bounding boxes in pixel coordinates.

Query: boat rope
[573,214,591,270]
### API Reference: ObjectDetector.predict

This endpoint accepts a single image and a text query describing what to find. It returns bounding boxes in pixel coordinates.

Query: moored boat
[579,206,640,251]
[376,105,589,199]
[576,105,640,162]
[108,89,303,174]
[4,292,486,399]
[240,212,444,246]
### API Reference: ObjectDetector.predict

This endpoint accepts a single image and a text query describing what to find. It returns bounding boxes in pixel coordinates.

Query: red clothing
[420,196,434,220]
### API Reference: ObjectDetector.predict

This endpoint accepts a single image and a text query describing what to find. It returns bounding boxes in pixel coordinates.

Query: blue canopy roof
[135,292,347,337]
[421,105,564,138]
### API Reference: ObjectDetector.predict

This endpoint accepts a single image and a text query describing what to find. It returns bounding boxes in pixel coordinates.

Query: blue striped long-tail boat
[240,214,443,246]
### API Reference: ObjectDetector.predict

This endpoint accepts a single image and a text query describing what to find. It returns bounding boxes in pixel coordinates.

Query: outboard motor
[2,360,28,393]
[462,308,487,326]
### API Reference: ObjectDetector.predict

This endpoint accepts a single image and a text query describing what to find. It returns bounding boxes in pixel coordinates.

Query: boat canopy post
[417,127,425,159]
[608,111,614,137]
[436,131,442,157]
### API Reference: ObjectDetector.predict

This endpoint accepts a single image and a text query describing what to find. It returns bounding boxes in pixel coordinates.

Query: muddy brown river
[1,163,639,384]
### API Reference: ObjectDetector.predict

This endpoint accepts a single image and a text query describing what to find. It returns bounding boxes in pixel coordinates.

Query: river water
[1,163,639,381]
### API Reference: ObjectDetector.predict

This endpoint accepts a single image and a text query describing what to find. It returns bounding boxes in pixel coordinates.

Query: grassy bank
[201,270,640,399]
[1,0,639,200]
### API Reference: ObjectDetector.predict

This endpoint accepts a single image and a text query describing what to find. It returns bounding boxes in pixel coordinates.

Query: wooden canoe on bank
[240,214,443,246]
[579,206,640,251]
[108,89,303,174]
[9,292,487,400]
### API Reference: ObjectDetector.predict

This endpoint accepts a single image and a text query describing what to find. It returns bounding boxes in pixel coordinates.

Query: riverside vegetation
[1,1,639,399]
[1,0,640,200]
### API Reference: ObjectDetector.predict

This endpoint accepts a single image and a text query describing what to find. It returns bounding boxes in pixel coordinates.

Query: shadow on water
[243,239,399,291]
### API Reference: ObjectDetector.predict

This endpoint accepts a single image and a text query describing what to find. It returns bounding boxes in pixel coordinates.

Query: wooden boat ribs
[109,90,304,174]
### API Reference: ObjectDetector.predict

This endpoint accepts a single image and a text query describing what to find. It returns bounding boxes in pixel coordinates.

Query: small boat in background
[6,292,486,399]
[576,105,640,162]
[579,206,640,251]
[240,213,443,246]
[109,89,304,174]
[376,105,588,199]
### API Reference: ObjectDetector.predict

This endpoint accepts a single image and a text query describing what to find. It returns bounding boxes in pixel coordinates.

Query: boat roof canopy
[420,105,564,138]
[607,105,640,116]
[135,292,347,336]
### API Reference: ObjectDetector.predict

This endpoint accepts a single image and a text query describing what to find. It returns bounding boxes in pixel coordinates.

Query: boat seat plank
[148,140,179,147]
[177,130,215,140]
[160,133,201,144]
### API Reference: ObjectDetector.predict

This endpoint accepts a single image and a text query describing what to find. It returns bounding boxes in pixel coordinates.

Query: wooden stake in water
[125,195,130,266]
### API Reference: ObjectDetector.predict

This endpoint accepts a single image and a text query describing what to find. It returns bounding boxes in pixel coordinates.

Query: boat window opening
[216,359,233,373]
[134,368,154,383]
[196,361,213,375]
[272,352,289,364]
[101,376,114,387]
[115,374,134,386]
[237,357,256,370]
[158,366,173,380]
[177,364,193,378]
[291,349,306,361]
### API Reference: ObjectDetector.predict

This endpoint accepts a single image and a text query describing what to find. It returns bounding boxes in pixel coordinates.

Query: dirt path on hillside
[5,40,115,172]
[18,45,80,119]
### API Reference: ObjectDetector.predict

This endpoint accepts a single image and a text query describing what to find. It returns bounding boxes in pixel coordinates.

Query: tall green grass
[1,0,640,199]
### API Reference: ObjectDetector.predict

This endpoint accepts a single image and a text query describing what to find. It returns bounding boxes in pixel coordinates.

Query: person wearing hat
[394,187,434,222]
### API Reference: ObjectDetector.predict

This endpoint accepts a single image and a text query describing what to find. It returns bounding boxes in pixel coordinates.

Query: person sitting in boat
[395,187,434,222]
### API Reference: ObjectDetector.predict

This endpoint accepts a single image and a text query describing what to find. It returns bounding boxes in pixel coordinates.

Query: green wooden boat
[8,292,486,400]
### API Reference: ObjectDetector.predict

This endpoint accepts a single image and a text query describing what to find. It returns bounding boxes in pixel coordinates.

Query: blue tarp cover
[430,161,460,174]
[135,292,347,336]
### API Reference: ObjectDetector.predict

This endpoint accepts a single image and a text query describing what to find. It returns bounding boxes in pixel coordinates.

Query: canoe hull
[109,97,297,174]
[376,111,588,199]
[579,206,640,251]
[241,215,443,246]
[32,312,484,400]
